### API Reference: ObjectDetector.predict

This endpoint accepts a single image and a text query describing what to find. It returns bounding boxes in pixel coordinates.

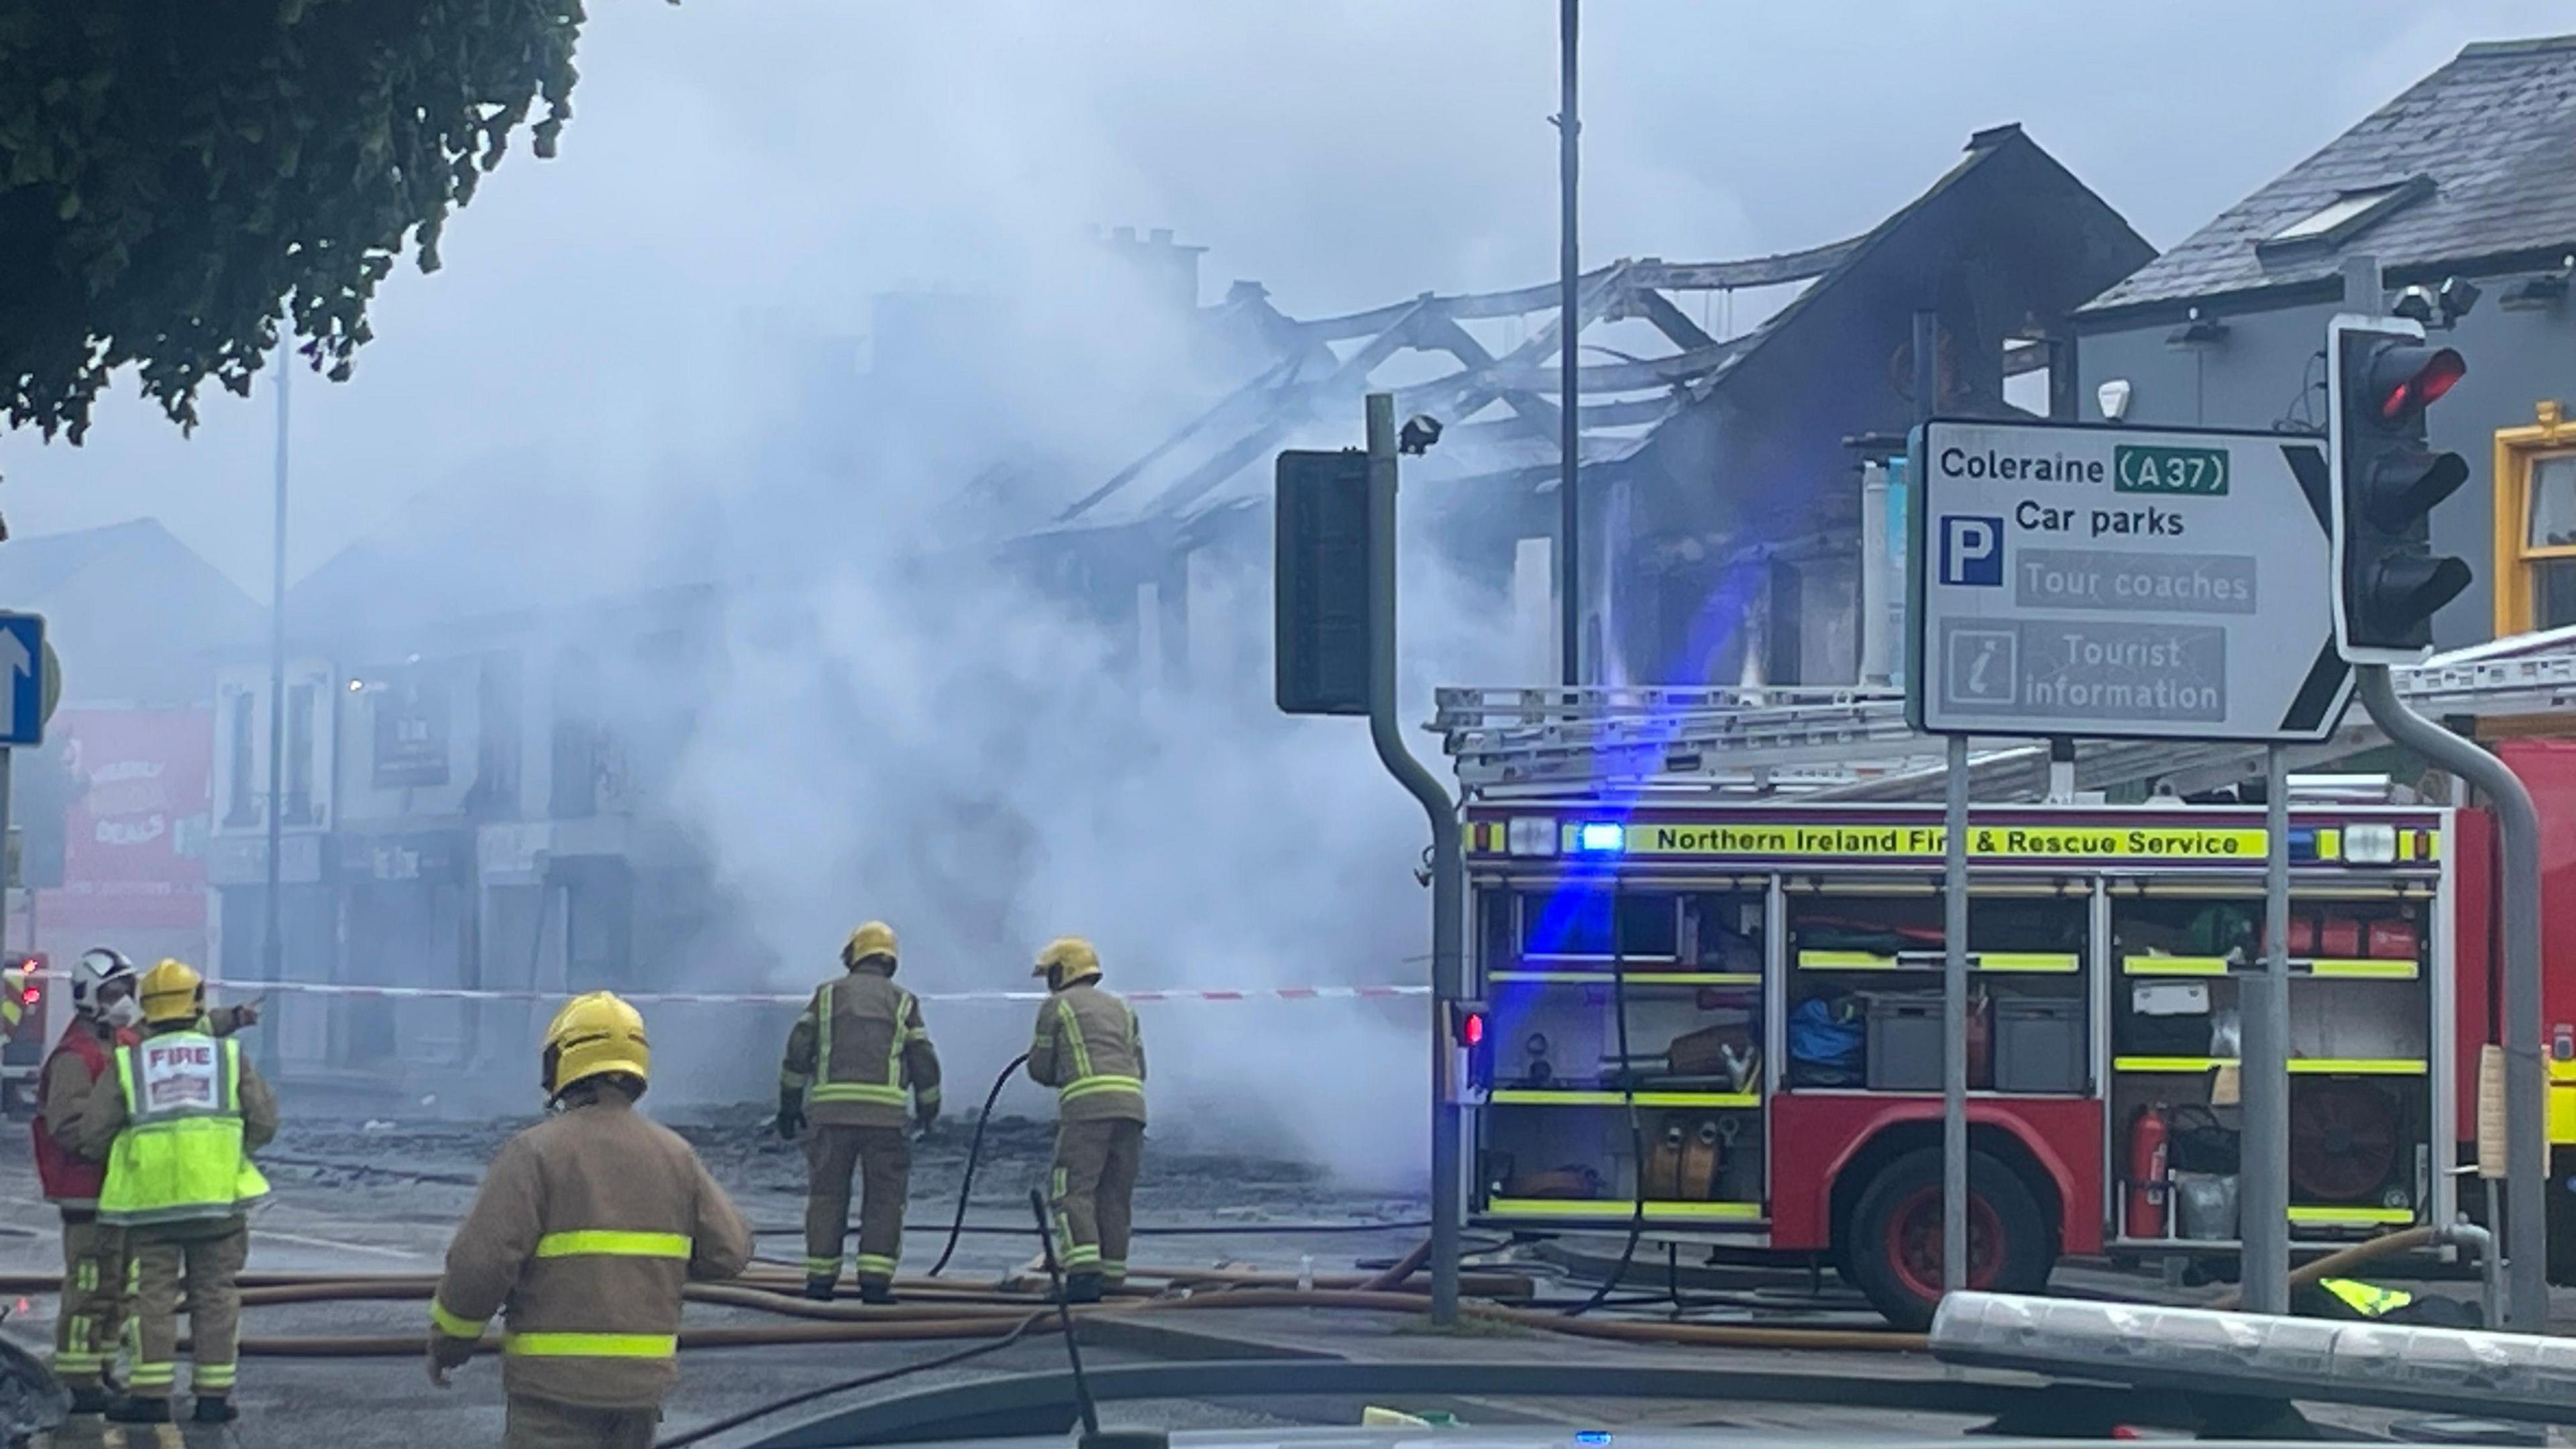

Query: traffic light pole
[1364,392,1466,1326]
[2356,665,2547,1327]
[2239,745,2291,1313]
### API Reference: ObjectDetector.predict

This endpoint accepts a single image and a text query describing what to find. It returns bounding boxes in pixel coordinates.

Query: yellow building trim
[2494,400,2576,636]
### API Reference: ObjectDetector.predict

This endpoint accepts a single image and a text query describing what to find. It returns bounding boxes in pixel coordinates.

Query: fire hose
[50,1267,1923,1359]
[927,1051,1029,1275]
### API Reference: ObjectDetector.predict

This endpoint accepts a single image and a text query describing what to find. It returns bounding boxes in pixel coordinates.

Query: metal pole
[1913,306,1969,1295]
[1555,0,1580,686]
[2239,745,2292,1313]
[1366,392,1466,1324]
[263,364,288,1069]
[1942,734,1968,1293]
[2356,665,2546,1326]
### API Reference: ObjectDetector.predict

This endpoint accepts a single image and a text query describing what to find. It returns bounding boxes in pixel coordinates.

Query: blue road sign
[0,614,44,747]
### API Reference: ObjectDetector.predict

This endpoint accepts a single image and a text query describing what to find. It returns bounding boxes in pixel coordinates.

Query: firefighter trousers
[128,1224,246,1400]
[1049,1119,1142,1283]
[505,1395,659,1448]
[52,1216,127,1390]
[804,1124,910,1284]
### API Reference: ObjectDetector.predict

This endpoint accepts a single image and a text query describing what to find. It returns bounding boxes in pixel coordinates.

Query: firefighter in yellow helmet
[73,959,275,1427]
[777,921,941,1302]
[1026,937,1144,1303]
[429,991,752,1449]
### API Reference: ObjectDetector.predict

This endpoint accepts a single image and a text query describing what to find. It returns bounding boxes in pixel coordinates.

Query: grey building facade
[2072,35,2576,650]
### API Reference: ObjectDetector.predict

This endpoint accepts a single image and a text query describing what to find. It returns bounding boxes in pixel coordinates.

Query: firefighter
[776,921,941,1303]
[75,959,275,1426]
[429,991,753,1449]
[1026,936,1144,1303]
[37,948,262,1414]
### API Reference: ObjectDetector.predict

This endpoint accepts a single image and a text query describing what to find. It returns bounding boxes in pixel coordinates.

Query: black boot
[106,1395,172,1424]
[802,1276,837,1302]
[857,1279,896,1305]
[193,1393,239,1424]
[1063,1273,1104,1305]
[66,1385,110,1416]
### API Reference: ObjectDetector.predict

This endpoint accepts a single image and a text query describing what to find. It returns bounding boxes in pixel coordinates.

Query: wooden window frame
[2491,400,2576,636]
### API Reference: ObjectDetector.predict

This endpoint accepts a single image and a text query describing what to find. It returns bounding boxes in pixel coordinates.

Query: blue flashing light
[1575,822,1625,853]
[2287,826,2319,863]
[1575,1434,1613,1445]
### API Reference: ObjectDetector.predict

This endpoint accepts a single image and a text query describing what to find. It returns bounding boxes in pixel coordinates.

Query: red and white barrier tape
[159,979,1429,1008]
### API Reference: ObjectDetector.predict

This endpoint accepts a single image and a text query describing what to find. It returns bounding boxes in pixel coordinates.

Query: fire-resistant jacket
[778,964,942,1129]
[75,1030,276,1229]
[38,1009,252,1210]
[1026,982,1146,1124]
[431,1093,753,1409]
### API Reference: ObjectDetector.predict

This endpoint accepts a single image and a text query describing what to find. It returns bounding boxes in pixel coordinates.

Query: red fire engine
[1438,665,2576,1329]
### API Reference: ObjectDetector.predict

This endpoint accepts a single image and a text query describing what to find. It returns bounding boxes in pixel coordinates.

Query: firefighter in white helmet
[74,959,274,1426]
[429,991,752,1448]
[776,921,941,1302]
[1026,937,1144,1303]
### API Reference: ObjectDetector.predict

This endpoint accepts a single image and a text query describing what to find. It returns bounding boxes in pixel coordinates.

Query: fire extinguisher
[2125,1102,2170,1240]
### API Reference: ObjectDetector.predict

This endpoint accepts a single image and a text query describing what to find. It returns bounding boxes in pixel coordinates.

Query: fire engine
[1434,631,2576,1328]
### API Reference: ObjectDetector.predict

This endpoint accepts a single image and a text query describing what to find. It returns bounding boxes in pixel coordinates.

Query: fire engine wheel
[1845,1146,2051,1329]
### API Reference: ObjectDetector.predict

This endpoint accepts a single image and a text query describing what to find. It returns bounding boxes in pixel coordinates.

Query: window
[2258,177,2432,252]
[284,682,316,824]
[223,690,258,827]
[370,669,451,789]
[2492,402,2576,635]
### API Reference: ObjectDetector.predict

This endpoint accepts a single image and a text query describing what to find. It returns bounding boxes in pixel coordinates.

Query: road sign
[1908,419,2353,742]
[0,615,44,747]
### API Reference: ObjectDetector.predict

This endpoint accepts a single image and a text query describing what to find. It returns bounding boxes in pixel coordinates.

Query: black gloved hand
[912,1108,939,1140]
[775,1089,805,1141]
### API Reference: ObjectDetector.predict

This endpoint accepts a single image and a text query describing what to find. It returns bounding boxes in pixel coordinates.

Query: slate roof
[1,519,172,600]
[2080,34,2576,317]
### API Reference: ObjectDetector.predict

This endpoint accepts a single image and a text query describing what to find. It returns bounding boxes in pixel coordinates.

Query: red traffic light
[2373,345,2465,422]
[1461,1011,1486,1047]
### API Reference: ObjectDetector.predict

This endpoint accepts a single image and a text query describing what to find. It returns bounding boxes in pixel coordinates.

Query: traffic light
[1274,448,1375,715]
[2328,315,2471,662]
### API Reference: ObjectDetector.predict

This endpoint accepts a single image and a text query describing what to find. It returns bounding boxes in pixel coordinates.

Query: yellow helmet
[1033,936,1102,987]
[842,920,899,971]
[138,959,204,1025]
[541,991,651,1099]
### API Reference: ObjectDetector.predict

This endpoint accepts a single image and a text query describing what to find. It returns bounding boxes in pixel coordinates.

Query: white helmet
[70,948,136,1017]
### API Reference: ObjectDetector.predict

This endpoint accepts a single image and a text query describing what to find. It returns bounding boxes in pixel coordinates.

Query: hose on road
[171,1274,1922,1360]
[2204,1224,2438,1313]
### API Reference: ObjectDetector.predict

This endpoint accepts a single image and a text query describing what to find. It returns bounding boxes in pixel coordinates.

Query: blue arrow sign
[0,614,44,747]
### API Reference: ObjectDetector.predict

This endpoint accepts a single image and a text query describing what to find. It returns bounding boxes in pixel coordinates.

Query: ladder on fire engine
[1432,629,2576,802]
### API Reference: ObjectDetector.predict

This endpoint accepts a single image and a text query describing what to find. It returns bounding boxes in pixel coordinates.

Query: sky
[3,0,2567,595]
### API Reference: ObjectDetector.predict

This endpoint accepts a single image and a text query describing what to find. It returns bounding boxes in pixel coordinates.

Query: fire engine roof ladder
[1432,629,2576,803]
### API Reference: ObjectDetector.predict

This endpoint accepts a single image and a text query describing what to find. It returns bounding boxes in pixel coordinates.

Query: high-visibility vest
[2319,1277,2414,1318]
[806,979,915,1110]
[96,1033,270,1227]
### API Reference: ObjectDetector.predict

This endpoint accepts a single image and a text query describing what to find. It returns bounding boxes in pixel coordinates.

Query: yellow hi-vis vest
[97,1033,270,1227]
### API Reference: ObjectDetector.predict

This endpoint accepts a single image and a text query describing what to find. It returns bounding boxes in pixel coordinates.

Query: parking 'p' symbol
[1939,515,2003,587]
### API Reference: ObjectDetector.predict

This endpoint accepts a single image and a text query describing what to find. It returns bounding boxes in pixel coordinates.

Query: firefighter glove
[775,1088,805,1140]
[427,1332,477,1386]
[914,1104,939,1138]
